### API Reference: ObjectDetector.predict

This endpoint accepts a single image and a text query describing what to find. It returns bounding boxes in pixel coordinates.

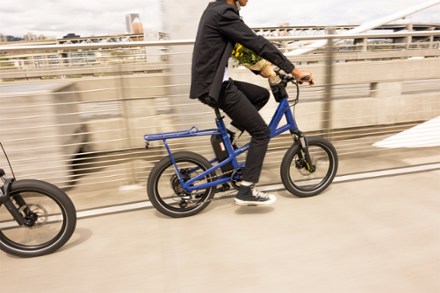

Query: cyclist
[190,0,315,206]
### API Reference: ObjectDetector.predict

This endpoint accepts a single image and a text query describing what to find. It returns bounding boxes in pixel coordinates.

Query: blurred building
[126,13,144,34]
[132,17,144,34]
[0,35,24,43]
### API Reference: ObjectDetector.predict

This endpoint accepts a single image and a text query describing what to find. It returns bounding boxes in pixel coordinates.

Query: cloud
[1,0,439,38]
[1,0,161,38]
[242,0,440,26]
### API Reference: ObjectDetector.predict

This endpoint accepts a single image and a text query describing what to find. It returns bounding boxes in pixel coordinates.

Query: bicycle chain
[178,169,242,207]
[211,168,239,185]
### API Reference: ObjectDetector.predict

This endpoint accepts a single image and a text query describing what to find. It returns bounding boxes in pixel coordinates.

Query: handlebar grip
[299,75,314,85]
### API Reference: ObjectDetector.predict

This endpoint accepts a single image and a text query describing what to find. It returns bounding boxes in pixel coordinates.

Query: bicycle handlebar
[275,71,313,86]
[299,75,314,85]
[270,70,305,104]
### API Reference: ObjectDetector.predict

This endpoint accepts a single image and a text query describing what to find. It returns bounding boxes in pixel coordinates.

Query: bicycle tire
[147,151,216,218]
[0,179,77,257]
[280,136,338,197]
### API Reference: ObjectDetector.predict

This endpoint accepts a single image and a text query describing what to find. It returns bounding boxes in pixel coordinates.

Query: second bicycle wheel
[280,136,338,197]
[147,151,217,218]
[0,179,77,257]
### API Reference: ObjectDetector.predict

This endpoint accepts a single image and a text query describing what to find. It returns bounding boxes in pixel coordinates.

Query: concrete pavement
[1,168,439,293]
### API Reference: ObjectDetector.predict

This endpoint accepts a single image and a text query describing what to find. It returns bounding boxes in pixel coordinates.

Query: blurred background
[0,0,439,212]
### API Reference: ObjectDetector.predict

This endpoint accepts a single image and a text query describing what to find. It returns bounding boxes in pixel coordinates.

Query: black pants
[200,79,271,183]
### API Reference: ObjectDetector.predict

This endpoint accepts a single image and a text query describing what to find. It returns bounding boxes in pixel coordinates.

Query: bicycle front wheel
[280,136,338,197]
[147,151,216,218]
[0,179,77,257]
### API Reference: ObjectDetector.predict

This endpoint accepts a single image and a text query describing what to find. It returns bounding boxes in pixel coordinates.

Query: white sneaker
[234,185,276,206]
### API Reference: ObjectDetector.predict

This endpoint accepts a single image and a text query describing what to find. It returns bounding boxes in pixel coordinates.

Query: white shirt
[223,66,230,82]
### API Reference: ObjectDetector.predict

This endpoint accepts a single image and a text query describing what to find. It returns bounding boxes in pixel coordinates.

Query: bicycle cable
[288,80,300,107]
[0,142,16,179]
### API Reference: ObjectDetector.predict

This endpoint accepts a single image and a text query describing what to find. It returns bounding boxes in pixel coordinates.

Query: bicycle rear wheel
[147,151,216,218]
[280,136,338,197]
[0,179,77,257]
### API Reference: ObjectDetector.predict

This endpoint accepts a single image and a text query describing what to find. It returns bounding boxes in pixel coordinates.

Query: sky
[1,0,440,39]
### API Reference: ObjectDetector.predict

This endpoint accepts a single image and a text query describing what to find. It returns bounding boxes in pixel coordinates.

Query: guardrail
[0,30,439,210]
[1,30,439,52]
[1,30,439,79]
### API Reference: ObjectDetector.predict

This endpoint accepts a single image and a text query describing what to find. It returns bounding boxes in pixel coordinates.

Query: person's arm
[218,7,314,85]
[218,8,293,72]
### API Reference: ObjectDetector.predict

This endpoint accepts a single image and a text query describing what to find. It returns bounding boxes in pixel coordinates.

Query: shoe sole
[234,197,276,206]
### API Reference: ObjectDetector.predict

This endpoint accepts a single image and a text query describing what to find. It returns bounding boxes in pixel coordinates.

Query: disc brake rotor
[19,204,48,227]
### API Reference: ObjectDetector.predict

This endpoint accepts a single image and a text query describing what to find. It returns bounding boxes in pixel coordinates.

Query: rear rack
[144,126,220,142]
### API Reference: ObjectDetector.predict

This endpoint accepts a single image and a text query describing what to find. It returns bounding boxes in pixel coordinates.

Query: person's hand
[291,67,315,85]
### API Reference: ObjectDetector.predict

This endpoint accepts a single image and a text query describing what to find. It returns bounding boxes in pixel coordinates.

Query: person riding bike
[189,0,315,206]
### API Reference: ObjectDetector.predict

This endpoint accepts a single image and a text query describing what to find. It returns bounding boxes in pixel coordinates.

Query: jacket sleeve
[217,7,295,73]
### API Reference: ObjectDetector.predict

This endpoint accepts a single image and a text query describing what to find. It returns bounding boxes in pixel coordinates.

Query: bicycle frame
[144,96,302,193]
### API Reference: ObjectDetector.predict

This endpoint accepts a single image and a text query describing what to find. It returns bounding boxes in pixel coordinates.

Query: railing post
[117,64,137,185]
[322,27,335,139]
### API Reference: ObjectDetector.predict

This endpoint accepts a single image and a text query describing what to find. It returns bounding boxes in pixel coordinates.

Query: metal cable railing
[0,30,439,210]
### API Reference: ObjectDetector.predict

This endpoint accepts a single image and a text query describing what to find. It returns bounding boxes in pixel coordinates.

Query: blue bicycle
[144,73,338,218]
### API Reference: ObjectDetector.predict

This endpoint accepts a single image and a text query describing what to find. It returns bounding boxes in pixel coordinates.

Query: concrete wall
[231,58,440,132]
[72,74,170,152]
[33,56,438,155]
[0,82,85,183]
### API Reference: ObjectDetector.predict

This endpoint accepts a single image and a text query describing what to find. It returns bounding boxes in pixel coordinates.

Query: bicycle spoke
[147,152,216,217]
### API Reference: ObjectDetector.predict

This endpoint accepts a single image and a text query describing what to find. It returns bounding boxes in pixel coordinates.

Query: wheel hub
[170,169,193,202]
[19,204,47,227]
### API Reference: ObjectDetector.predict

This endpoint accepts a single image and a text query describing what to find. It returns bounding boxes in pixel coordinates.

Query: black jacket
[190,0,295,102]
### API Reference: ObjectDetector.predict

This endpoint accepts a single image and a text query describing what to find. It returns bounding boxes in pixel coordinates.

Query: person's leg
[228,81,270,132]
[234,80,270,111]
[223,80,270,148]
[216,81,276,206]
[218,81,270,183]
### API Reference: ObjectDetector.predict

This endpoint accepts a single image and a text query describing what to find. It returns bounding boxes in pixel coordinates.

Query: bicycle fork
[0,174,34,227]
[293,131,316,173]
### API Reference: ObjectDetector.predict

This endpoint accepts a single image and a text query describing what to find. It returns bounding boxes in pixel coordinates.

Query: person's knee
[258,88,270,108]
[263,88,270,102]
[251,125,271,142]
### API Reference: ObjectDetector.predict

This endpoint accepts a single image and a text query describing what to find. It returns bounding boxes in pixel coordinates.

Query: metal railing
[0,30,439,209]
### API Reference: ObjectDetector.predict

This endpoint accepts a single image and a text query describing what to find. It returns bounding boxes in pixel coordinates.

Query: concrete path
[1,169,439,293]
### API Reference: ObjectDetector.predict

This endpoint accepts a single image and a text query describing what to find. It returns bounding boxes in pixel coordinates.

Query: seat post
[214,107,223,120]
[213,107,227,132]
